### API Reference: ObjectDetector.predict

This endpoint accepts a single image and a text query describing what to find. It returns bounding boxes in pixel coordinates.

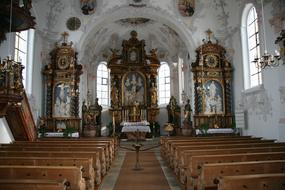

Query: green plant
[38,126,46,137]
[231,116,236,129]
[199,123,209,135]
[63,127,76,138]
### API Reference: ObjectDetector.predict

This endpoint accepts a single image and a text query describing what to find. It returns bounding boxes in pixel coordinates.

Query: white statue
[54,83,71,117]
[205,81,223,114]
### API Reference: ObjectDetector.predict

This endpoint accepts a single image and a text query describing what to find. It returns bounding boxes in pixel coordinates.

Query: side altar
[192,30,233,129]
[41,32,82,133]
[108,31,160,134]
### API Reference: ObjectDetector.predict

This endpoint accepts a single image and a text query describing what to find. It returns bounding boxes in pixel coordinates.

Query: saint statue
[130,100,140,121]
[184,99,192,123]
[150,82,157,107]
[205,81,223,114]
[54,83,71,117]
[111,88,119,108]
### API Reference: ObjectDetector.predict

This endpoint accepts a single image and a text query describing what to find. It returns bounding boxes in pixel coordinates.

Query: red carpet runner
[114,152,171,190]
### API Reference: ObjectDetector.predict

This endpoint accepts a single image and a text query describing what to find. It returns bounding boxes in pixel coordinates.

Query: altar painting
[122,72,145,106]
[53,83,71,117]
[203,80,224,114]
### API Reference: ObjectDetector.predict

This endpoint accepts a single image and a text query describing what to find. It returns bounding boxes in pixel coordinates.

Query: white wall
[0,118,14,144]
[238,1,285,141]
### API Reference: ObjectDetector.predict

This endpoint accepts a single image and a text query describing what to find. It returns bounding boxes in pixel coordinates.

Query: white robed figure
[205,81,223,114]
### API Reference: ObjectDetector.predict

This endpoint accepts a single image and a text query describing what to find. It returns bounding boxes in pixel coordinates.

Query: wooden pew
[0,150,102,186]
[217,173,285,190]
[12,140,115,164]
[0,165,86,190]
[198,160,285,190]
[12,140,113,157]
[0,157,94,190]
[38,137,117,151]
[0,179,68,190]
[169,141,278,168]
[172,142,285,174]
[35,137,117,155]
[0,145,108,176]
[180,146,285,177]
[160,136,254,147]
[186,151,285,190]
[164,139,274,163]
[161,136,260,156]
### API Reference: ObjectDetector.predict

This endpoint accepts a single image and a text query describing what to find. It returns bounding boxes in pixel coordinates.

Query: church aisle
[99,139,181,190]
[113,151,171,190]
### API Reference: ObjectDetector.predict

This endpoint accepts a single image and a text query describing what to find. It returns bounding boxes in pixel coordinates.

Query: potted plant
[199,123,209,135]
[38,126,46,138]
[63,126,76,138]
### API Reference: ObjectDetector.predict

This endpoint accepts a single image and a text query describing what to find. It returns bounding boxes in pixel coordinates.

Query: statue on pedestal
[130,100,140,122]
[82,97,102,137]
[166,96,181,135]
[182,99,194,136]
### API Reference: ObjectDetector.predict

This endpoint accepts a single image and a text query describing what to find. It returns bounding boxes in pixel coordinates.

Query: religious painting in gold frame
[202,79,224,115]
[122,71,146,106]
[53,82,72,118]
[128,48,139,63]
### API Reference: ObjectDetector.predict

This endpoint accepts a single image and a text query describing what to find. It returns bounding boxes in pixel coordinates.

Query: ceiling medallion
[66,17,81,31]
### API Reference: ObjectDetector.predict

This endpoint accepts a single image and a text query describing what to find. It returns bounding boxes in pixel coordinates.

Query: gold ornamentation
[205,54,218,68]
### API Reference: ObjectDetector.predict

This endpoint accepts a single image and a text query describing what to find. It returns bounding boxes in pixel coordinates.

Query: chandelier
[252,0,281,69]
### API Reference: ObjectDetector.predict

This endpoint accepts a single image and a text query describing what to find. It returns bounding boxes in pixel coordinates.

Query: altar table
[121,121,150,140]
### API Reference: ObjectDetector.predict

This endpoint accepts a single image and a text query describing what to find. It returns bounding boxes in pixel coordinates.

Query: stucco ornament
[241,87,273,121]
[280,87,285,104]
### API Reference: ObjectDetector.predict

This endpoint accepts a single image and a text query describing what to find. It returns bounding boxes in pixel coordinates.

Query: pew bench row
[161,136,285,190]
[0,137,117,190]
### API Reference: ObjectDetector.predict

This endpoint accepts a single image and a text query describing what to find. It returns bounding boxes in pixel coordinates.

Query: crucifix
[206,29,213,42]
[61,31,69,44]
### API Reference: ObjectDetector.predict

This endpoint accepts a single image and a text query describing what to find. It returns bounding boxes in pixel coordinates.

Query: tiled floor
[99,138,181,190]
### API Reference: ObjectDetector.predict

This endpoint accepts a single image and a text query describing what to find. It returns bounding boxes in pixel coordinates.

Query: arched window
[14,29,34,93]
[241,4,262,89]
[96,62,110,107]
[158,62,170,105]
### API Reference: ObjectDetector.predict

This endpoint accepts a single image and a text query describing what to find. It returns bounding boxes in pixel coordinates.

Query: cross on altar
[61,31,69,44]
[206,29,213,41]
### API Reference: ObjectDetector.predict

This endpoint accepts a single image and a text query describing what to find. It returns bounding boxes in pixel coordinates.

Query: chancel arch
[78,6,196,62]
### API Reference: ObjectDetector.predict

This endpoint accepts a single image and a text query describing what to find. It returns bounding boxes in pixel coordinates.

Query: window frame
[14,29,34,93]
[158,62,171,106]
[241,4,262,90]
[96,62,110,107]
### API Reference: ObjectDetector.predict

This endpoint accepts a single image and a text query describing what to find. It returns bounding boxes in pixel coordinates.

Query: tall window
[14,30,28,87]
[158,62,170,105]
[242,5,262,89]
[14,29,34,92]
[96,62,109,107]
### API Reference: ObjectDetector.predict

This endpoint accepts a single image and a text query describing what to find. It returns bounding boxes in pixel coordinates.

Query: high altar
[108,31,160,135]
